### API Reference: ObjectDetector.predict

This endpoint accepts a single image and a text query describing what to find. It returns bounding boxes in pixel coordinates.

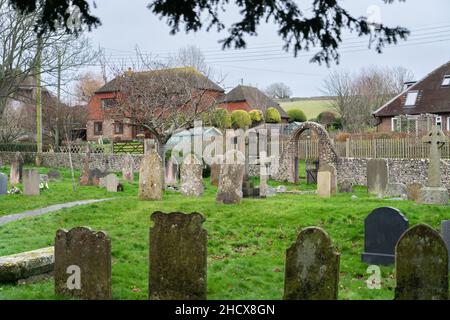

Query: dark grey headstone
[361,207,409,266]
[0,173,7,195]
[441,220,450,271]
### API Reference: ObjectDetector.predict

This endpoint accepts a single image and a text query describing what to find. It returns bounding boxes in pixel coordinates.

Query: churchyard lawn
[0,166,448,300]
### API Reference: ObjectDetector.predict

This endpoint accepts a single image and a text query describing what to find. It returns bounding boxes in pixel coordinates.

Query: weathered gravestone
[338,180,353,193]
[23,169,40,196]
[139,149,163,200]
[395,224,448,300]
[406,182,423,201]
[165,156,178,186]
[180,154,203,197]
[55,227,112,300]
[361,207,409,266]
[122,154,134,183]
[149,212,207,300]
[0,173,7,195]
[317,165,337,198]
[105,174,119,193]
[385,183,407,198]
[367,159,389,196]
[284,227,340,300]
[210,163,221,187]
[216,164,244,204]
[10,152,24,186]
[441,220,450,271]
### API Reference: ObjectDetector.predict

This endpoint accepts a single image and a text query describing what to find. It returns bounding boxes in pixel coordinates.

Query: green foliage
[265,107,281,123]
[248,109,264,124]
[287,108,307,122]
[317,111,337,126]
[0,143,38,152]
[211,108,232,129]
[231,110,252,129]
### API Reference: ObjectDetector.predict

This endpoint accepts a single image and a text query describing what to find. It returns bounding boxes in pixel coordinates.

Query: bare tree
[0,103,27,142]
[322,66,414,131]
[74,72,104,105]
[265,82,292,99]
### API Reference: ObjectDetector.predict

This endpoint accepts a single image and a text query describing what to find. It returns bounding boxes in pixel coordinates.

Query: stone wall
[337,158,450,191]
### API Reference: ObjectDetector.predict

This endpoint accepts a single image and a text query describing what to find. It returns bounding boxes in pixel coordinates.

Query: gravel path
[0,198,113,226]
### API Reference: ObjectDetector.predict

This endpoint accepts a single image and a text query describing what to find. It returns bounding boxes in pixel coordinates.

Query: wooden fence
[297,137,450,159]
[112,141,144,154]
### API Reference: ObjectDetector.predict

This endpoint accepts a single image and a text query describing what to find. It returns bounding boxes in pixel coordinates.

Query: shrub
[0,143,38,152]
[231,110,252,129]
[287,108,307,122]
[265,107,281,123]
[317,111,337,128]
[249,109,264,124]
[211,108,232,129]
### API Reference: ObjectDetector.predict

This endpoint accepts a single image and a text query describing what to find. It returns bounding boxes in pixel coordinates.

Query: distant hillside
[277,96,337,120]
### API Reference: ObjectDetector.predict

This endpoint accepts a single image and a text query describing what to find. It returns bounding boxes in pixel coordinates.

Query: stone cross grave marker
[395,224,448,300]
[284,227,340,300]
[149,212,207,300]
[0,173,7,195]
[23,169,40,196]
[361,207,409,266]
[180,154,203,197]
[55,227,112,300]
[441,220,450,271]
[367,159,389,196]
[139,149,163,200]
[105,174,119,192]
[417,126,448,205]
[216,164,244,204]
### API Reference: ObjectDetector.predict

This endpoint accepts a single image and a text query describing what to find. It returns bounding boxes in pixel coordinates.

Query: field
[278,97,336,120]
[0,166,448,300]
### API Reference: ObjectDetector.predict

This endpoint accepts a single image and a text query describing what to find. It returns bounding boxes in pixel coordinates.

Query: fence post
[345,138,350,158]
[373,139,377,158]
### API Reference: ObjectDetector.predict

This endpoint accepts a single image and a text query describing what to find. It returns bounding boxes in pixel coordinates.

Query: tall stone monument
[139,149,163,200]
[417,126,448,205]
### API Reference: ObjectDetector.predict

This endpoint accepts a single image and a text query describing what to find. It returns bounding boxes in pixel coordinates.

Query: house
[219,85,289,122]
[373,60,450,133]
[165,127,222,148]
[86,67,224,142]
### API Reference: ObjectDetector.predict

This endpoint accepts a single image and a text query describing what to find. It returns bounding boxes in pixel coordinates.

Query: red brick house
[219,85,289,122]
[373,60,450,133]
[87,67,224,142]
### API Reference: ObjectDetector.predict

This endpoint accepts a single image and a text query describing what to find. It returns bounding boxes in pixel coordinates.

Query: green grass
[279,98,336,120]
[0,166,448,300]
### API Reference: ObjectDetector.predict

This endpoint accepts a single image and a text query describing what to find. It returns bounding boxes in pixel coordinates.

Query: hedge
[211,108,232,129]
[249,109,264,123]
[0,143,38,152]
[287,108,307,122]
[265,107,281,123]
[231,110,252,129]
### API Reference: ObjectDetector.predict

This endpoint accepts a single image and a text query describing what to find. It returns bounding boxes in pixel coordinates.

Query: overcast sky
[84,0,450,97]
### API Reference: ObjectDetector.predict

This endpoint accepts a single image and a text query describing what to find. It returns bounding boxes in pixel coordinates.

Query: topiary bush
[317,111,337,128]
[231,110,252,129]
[265,107,281,123]
[211,108,232,129]
[249,109,264,124]
[287,108,307,122]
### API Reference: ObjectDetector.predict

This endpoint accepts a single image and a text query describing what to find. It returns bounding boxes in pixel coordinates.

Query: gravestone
[284,227,340,300]
[441,220,450,271]
[385,183,407,198]
[10,152,24,186]
[47,170,61,181]
[317,165,337,198]
[367,159,389,196]
[149,212,207,300]
[98,177,107,189]
[417,126,448,205]
[210,163,221,187]
[406,182,423,201]
[395,224,448,300]
[79,156,91,186]
[90,168,108,186]
[0,173,7,195]
[55,227,111,300]
[180,154,203,197]
[23,169,40,196]
[105,174,119,193]
[338,180,353,193]
[216,164,244,204]
[361,207,409,265]
[139,149,163,200]
[165,156,178,186]
[122,154,134,183]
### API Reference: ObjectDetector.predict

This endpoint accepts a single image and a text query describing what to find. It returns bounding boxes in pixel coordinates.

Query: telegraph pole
[36,35,43,154]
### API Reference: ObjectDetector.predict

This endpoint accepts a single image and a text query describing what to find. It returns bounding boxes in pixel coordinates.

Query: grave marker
[367,159,389,196]
[441,220,450,271]
[0,173,7,195]
[180,154,203,197]
[216,164,244,204]
[23,169,40,196]
[139,149,163,200]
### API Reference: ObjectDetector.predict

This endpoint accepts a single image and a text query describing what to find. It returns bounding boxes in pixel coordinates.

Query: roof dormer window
[442,75,450,87]
[404,90,418,107]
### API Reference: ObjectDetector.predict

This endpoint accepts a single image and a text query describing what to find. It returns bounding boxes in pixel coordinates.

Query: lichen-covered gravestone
[23,169,40,196]
[284,227,340,300]
[139,149,163,200]
[55,227,112,300]
[361,207,409,266]
[441,220,450,271]
[180,154,203,197]
[216,164,244,204]
[367,159,389,196]
[406,182,423,201]
[395,224,448,300]
[210,163,220,187]
[149,212,207,300]
[9,152,23,186]
[122,154,134,183]
[0,173,7,195]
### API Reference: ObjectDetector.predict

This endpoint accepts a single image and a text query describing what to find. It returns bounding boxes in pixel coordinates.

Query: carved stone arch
[274,122,339,183]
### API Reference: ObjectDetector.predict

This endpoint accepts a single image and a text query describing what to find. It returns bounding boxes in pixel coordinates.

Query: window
[447,116,450,131]
[94,122,103,135]
[391,117,400,132]
[114,122,124,134]
[404,91,418,106]
[436,116,442,129]
[442,75,450,87]
[101,98,116,109]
